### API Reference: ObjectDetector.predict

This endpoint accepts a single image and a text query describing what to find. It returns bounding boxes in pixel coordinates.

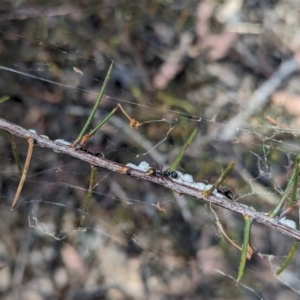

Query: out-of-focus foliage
[1,1,300,299]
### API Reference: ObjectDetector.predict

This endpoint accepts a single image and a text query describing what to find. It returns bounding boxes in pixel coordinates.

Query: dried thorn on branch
[11,137,35,210]
[117,104,140,129]
[212,207,254,260]
[156,202,166,212]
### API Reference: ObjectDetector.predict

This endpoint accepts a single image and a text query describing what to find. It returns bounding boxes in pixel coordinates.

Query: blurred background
[1,1,300,299]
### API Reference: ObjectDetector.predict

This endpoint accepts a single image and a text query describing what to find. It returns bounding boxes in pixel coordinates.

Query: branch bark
[1,118,300,241]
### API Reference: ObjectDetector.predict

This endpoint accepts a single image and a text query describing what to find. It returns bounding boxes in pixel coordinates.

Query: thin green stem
[276,240,298,275]
[203,160,235,197]
[170,128,197,171]
[289,158,299,207]
[270,155,300,217]
[237,215,252,282]
[0,95,9,104]
[74,61,114,144]
[89,106,118,137]
[79,165,97,228]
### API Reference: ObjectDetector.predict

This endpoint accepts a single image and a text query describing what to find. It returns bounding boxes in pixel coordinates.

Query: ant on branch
[216,186,236,200]
[205,177,237,200]
[75,144,105,158]
[146,164,178,179]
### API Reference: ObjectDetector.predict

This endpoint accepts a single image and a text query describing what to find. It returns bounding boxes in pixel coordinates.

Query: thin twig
[7,132,22,175]
[1,118,300,241]
[11,137,34,210]
[170,128,197,171]
[79,165,97,228]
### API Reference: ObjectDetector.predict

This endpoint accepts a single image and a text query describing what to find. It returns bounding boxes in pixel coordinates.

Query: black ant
[146,164,178,179]
[76,144,104,158]
[216,186,236,200]
[206,177,236,200]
